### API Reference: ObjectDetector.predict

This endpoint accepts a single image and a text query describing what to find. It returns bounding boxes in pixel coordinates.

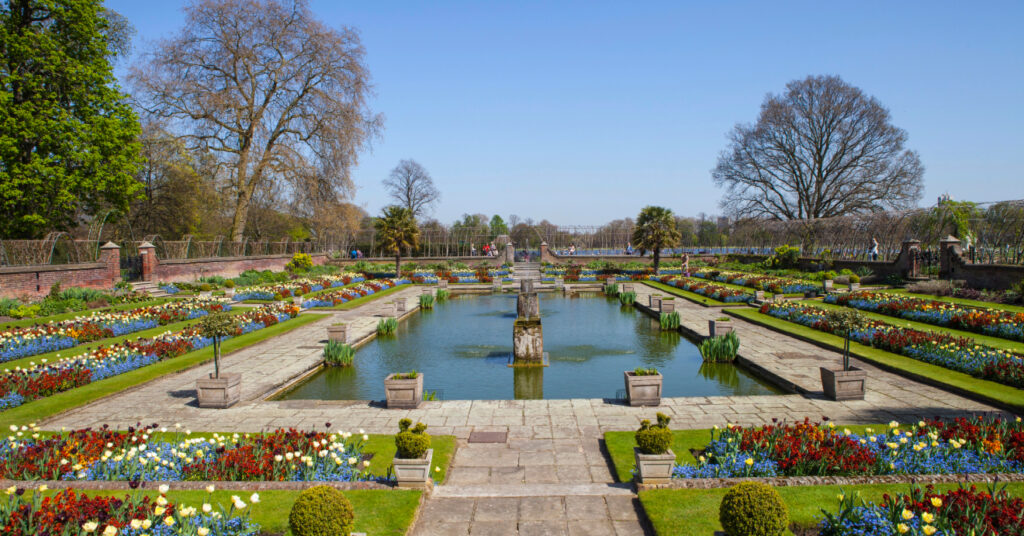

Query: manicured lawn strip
[1,308,251,371]
[639,482,1024,536]
[361,433,456,482]
[29,489,421,536]
[805,299,1024,352]
[725,307,1024,413]
[604,425,879,483]
[642,281,731,307]
[879,288,1024,314]
[328,284,409,310]
[0,313,326,430]
[0,299,169,330]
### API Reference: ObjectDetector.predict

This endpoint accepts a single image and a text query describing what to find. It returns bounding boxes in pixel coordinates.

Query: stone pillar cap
[138,241,156,248]
[100,241,120,249]
[939,235,960,242]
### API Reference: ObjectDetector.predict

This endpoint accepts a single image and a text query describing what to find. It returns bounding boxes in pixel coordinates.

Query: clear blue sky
[107,0,1024,226]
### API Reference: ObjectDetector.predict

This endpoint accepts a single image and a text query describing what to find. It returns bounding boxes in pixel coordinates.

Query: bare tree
[129,0,380,241]
[712,75,924,221]
[383,159,440,219]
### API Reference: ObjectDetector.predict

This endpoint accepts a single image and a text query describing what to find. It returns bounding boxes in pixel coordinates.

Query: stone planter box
[634,447,676,484]
[393,448,434,489]
[294,295,304,306]
[649,295,662,310]
[820,366,867,401]
[327,324,347,343]
[823,279,834,292]
[554,277,565,290]
[384,373,423,409]
[196,373,241,409]
[394,298,406,314]
[660,298,675,313]
[199,291,212,298]
[622,284,634,293]
[708,318,733,337]
[849,282,861,291]
[438,279,448,288]
[753,290,765,302]
[624,371,662,406]
[224,288,235,298]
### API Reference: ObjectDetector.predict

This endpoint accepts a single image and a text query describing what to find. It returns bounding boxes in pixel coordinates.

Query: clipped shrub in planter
[224,279,236,289]
[323,341,354,367]
[633,412,674,483]
[393,418,433,488]
[395,418,431,458]
[289,485,355,536]
[719,481,788,536]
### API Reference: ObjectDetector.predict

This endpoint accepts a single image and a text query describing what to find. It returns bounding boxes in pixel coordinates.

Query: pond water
[278,293,783,400]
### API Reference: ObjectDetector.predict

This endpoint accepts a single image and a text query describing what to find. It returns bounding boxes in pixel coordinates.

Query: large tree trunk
[652,246,661,275]
[230,194,251,242]
[395,253,401,279]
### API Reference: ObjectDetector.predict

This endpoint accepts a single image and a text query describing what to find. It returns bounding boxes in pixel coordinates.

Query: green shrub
[848,274,860,284]
[419,293,435,309]
[822,270,837,281]
[635,412,672,455]
[272,292,283,301]
[199,283,213,292]
[377,317,398,335]
[288,485,355,536]
[9,304,41,319]
[699,331,741,363]
[0,298,19,317]
[633,367,659,376]
[287,252,315,272]
[619,291,637,305]
[719,482,789,536]
[323,341,354,367]
[766,245,800,269]
[395,418,431,459]
[659,311,680,330]
[224,279,236,288]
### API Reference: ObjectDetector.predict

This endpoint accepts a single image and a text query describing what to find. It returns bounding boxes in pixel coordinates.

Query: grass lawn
[879,288,1024,314]
[604,425,880,483]
[805,299,1024,352]
[1,308,253,371]
[639,482,1024,536]
[30,488,422,536]
[725,307,1024,414]
[0,313,327,430]
[361,433,456,482]
[642,281,732,307]
[0,298,169,330]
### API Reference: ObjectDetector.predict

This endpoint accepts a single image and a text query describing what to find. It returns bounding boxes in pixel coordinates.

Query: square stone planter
[649,295,662,310]
[394,298,407,314]
[634,447,675,484]
[823,279,834,292]
[385,373,423,409]
[624,371,662,406]
[753,290,765,302]
[438,279,448,288]
[224,288,235,298]
[708,318,733,337]
[820,366,867,401]
[622,283,634,294]
[196,373,241,409]
[849,282,861,291]
[660,298,675,313]
[327,324,347,343]
[393,448,433,489]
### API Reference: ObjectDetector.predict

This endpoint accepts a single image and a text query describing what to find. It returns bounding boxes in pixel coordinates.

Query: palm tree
[374,205,420,277]
[632,206,681,274]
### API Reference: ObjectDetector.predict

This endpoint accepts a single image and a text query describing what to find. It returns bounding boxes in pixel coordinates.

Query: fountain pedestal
[513,279,544,364]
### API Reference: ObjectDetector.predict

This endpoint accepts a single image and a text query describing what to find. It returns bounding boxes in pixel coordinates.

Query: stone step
[432,482,635,498]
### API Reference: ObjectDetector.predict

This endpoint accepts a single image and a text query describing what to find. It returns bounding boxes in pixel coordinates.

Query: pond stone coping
[635,471,1024,491]
[0,479,399,492]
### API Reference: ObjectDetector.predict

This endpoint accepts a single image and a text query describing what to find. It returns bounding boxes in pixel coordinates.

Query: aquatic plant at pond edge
[419,293,435,309]
[700,331,741,362]
[436,289,450,302]
[619,291,637,305]
[323,341,354,367]
[660,311,681,330]
[377,317,398,335]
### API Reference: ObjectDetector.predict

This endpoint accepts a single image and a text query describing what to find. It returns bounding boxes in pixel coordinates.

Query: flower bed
[0,486,258,536]
[760,302,1024,388]
[232,273,363,301]
[825,291,1024,342]
[0,424,371,483]
[692,269,819,294]
[652,276,753,303]
[0,299,230,364]
[0,304,299,411]
[673,417,1024,480]
[301,279,409,309]
[819,483,1024,535]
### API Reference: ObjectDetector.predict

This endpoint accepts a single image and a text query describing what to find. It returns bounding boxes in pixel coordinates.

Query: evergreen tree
[0,0,142,238]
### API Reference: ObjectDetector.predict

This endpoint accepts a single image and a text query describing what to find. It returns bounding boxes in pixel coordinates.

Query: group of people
[470,243,500,256]
[348,248,365,259]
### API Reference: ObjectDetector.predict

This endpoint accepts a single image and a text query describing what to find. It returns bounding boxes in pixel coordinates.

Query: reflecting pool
[279,293,782,400]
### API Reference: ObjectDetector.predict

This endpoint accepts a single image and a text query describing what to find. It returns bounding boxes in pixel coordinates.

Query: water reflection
[513,367,544,399]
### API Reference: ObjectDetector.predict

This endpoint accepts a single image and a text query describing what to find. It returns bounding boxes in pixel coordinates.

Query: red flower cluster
[882,484,1024,536]
[0,490,159,536]
[737,419,877,475]
[919,416,1024,462]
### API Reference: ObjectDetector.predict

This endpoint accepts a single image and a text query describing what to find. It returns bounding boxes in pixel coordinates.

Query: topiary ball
[289,485,355,536]
[395,418,431,459]
[719,482,788,536]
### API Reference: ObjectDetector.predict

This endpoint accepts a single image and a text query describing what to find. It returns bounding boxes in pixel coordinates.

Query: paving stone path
[41,283,1007,536]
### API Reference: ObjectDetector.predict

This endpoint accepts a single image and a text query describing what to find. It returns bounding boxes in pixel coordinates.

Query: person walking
[870,237,879,261]
[625,242,633,255]
[471,244,477,256]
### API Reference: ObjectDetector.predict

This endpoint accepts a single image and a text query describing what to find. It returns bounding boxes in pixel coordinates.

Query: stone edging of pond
[0,479,406,492]
[635,472,1024,491]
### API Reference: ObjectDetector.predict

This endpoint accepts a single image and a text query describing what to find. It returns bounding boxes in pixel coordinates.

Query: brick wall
[0,243,120,299]
[147,253,329,282]
[940,238,1024,290]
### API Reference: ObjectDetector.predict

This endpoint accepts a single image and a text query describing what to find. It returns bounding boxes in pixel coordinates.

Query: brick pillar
[138,241,157,281]
[939,236,962,279]
[99,242,121,287]
[900,239,921,279]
